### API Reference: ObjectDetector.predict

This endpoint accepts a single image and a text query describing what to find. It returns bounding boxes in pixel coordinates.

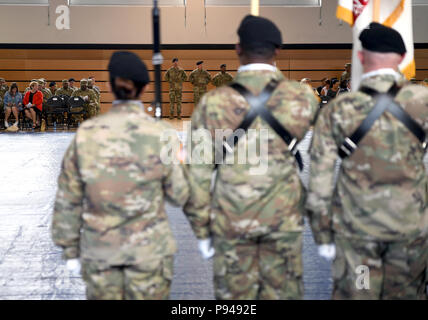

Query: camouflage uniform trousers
[169,89,182,117]
[213,232,303,300]
[85,104,97,120]
[81,255,174,300]
[332,234,428,300]
[193,86,207,108]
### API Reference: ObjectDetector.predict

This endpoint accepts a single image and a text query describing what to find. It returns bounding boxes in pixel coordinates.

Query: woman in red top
[23,81,43,129]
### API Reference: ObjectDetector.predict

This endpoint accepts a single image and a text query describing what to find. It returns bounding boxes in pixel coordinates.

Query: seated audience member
[23,81,43,129]
[320,79,331,96]
[327,78,340,98]
[3,83,22,128]
[49,82,57,95]
[337,79,350,96]
[317,77,328,95]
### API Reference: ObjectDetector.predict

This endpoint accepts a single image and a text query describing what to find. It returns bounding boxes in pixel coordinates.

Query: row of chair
[1,95,87,131]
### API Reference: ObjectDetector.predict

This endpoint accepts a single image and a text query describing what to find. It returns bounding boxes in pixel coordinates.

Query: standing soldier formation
[212,64,234,88]
[306,22,428,299]
[189,60,211,107]
[51,17,428,301]
[164,58,187,119]
[51,51,189,300]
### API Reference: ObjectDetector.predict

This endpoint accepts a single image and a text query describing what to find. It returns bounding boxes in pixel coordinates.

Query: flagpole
[152,0,163,120]
[373,0,380,22]
[251,0,259,16]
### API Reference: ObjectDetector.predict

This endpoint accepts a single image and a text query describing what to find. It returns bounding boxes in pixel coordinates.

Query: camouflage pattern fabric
[189,69,211,107]
[71,88,97,121]
[306,73,428,299]
[340,71,351,82]
[306,74,428,244]
[55,87,75,97]
[213,232,303,300]
[88,80,101,115]
[212,71,234,88]
[81,255,174,300]
[332,235,428,299]
[164,66,187,118]
[0,84,9,109]
[183,68,318,299]
[51,101,189,298]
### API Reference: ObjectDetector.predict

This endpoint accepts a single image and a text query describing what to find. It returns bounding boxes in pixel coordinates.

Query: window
[205,0,321,6]
[0,0,48,4]
[69,0,185,6]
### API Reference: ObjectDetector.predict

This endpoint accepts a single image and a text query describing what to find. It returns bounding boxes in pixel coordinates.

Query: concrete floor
[0,130,332,300]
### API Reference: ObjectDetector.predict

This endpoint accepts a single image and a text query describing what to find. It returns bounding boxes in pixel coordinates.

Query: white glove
[318,244,336,261]
[84,96,89,101]
[198,238,215,260]
[26,103,32,108]
[66,258,81,276]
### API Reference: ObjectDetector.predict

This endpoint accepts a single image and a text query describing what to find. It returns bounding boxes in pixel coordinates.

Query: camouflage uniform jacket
[52,101,189,269]
[212,71,234,88]
[306,73,428,244]
[340,71,351,82]
[41,88,52,104]
[189,69,211,88]
[183,67,319,240]
[0,84,9,104]
[164,66,187,90]
[71,89,97,109]
[55,87,75,97]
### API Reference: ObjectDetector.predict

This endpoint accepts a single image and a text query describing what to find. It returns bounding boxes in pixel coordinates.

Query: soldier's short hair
[220,64,226,68]
[172,58,178,63]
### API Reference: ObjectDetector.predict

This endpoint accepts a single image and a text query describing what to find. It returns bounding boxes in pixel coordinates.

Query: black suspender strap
[339,83,427,159]
[216,79,304,171]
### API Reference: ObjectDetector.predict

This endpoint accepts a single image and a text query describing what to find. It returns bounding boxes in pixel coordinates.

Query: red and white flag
[337,0,415,91]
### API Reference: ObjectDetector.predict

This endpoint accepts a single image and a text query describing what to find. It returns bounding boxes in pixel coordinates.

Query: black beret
[238,15,282,49]
[220,64,226,68]
[172,58,178,63]
[359,22,406,55]
[68,78,75,82]
[196,61,203,65]
[49,81,56,87]
[108,51,149,84]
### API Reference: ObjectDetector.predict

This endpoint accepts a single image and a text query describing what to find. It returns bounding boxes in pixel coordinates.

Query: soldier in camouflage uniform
[0,78,9,114]
[164,58,187,119]
[306,23,428,300]
[189,61,211,107]
[87,79,101,115]
[55,79,74,97]
[212,64,234,88]
[340,63,351,83]
[183,15,318,300]
[51,51,189,300]
[71,79,97,121]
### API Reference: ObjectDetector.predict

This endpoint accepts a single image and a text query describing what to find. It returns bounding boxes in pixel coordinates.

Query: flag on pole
[337,0,415,91]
